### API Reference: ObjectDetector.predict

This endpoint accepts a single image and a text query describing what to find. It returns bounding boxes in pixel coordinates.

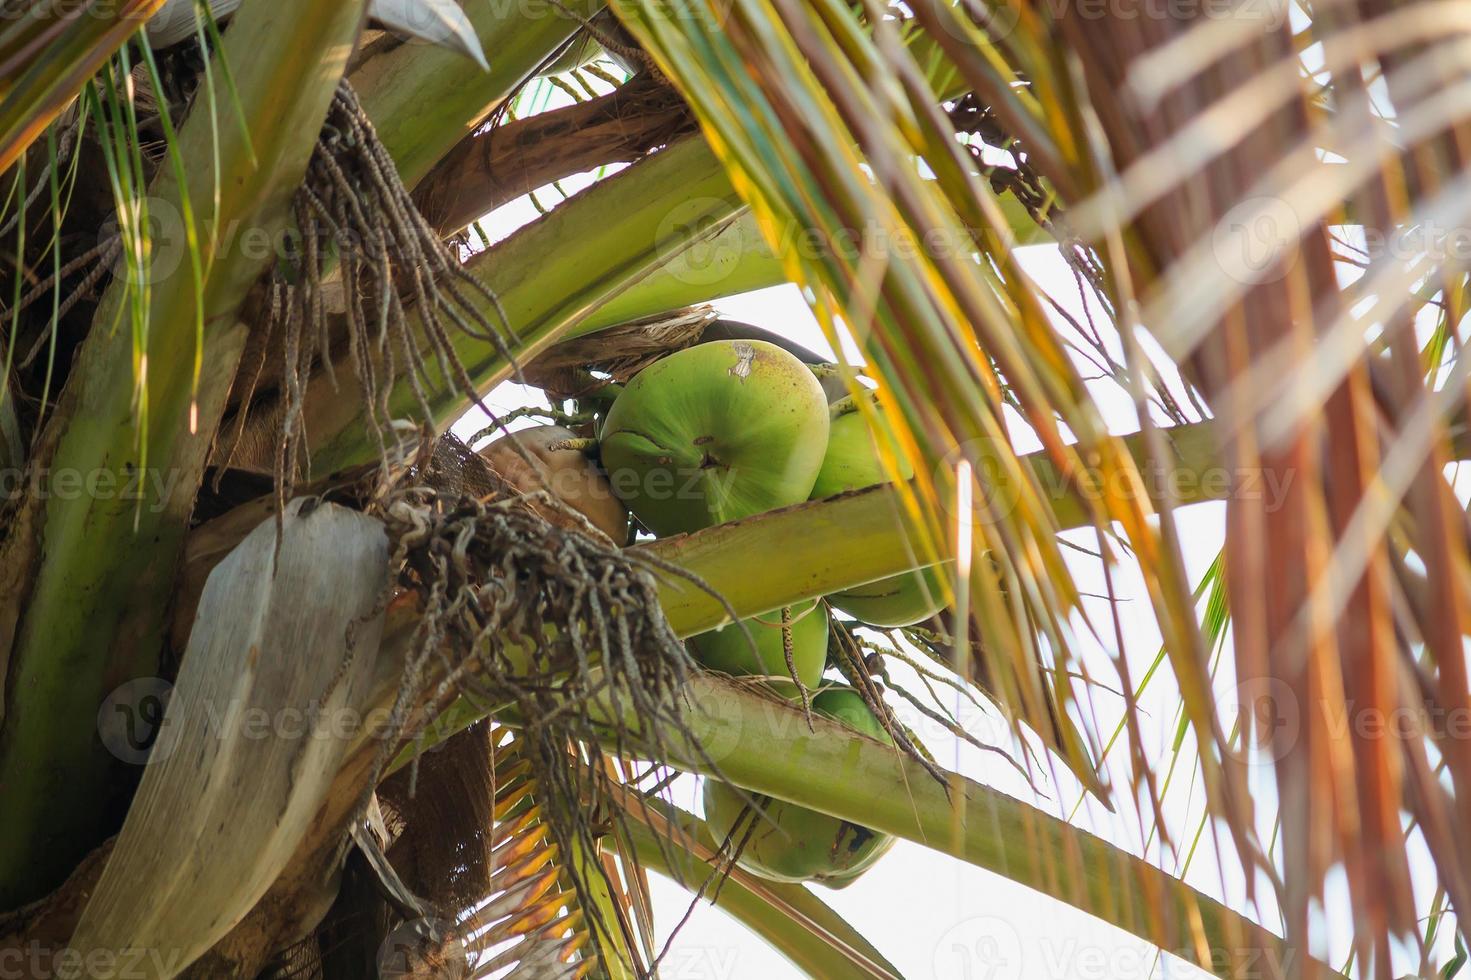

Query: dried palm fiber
[363,449,736,974]
[444,730,600,978]
[521,305,715,399]
[259,934,325,980]
[302,727,612,977]
[422,427,514,500]
[215,78,515,512]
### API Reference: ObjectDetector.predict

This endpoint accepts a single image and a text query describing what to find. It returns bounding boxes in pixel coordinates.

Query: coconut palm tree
[0,0,1465,975]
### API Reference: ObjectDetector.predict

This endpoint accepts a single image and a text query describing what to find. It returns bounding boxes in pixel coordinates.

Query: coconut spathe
[599,340,830,536]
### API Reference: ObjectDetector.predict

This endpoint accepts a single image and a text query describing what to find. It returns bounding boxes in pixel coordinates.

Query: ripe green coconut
[812,397,950,627]
[702,686,895,888]
[689,600,829,690]
[599,340,830,536]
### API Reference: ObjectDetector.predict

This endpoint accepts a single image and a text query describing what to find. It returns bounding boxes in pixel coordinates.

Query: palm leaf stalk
[0,0,371,907]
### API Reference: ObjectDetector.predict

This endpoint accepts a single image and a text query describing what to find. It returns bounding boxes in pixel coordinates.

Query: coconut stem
[546,437,599,453]
[828,395,858,420]
[466,406,589,446]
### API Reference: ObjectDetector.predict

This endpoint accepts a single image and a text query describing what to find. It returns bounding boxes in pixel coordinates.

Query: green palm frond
[611,0,1196,827]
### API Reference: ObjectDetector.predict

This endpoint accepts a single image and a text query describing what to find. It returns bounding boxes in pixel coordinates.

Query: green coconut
[702,686,895,888]
[599,340,830,536]
[810,398,950,627]
[689,600,829,691]
[809,396,914,500]
[831,565,949,628]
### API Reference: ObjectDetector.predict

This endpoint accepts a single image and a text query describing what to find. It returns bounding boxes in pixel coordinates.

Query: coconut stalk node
[689,600,829,690]
[702,687,895,887]
[480,424,630,542]
[599,340,830,536]
[810,395,951,627]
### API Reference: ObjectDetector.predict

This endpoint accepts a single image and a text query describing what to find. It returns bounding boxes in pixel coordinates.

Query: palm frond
[0,0,167,173]
[604,0,1471,970]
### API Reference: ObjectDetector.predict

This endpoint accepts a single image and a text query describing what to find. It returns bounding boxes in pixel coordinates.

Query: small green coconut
[809,395,913,500]
[599,340,830,536]
[831,565,949,628]
[689,600,829,691]
[812,396,950,627]
[702,686,895,888]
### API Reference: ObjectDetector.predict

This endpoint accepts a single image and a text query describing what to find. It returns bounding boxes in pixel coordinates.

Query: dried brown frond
[415,69,697,239]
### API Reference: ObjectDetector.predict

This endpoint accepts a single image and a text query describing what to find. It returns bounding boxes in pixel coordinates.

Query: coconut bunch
[495,335,949,890]
[378,320,948,894]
